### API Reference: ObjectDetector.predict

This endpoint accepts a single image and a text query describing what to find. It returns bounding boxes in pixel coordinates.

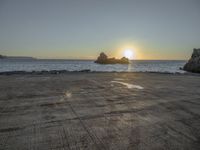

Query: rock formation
[183,48,200,73]
[95,52,108,64]
[0,55,5,59]
[95,52,129,64]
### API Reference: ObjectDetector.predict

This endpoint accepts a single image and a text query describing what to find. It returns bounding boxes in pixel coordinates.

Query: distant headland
[0,55,35,60]
[95,52,129,64]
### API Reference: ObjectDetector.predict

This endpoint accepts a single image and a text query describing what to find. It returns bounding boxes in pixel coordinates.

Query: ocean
[0,59,187,73]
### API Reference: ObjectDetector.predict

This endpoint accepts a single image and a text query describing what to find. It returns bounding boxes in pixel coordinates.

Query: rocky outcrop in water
[183,48,200,73]
[95,52,129,64]
[0,55,5,59]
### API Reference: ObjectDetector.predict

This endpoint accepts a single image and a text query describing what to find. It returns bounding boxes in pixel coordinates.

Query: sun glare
[124,49,134,59]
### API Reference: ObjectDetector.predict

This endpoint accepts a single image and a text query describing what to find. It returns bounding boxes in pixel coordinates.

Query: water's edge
[0,69,198,76]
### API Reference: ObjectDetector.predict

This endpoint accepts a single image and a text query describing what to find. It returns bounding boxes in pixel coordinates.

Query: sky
[0,0,200,60]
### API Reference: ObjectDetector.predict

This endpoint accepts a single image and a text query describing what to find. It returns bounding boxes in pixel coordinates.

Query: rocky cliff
[183,48,200,73]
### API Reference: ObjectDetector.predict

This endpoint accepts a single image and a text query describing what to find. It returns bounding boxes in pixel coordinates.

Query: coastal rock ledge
[95,52,129,64]
[183,48,200,73]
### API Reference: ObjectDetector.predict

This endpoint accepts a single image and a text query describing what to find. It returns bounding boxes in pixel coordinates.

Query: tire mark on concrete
[67,102,107,150]
[58,129,66,150]
[63,125,80,150]
[62,127,71,150]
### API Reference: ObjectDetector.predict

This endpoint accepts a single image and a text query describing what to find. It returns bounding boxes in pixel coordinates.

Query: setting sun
[124,49,134,59]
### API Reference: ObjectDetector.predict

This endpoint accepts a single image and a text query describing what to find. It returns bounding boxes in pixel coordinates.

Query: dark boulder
[183,48,200,73]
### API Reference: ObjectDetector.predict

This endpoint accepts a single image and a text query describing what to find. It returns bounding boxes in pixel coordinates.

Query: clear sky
[0,0,199,60]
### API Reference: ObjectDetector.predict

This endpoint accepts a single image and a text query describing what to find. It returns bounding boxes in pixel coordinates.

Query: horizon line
[0,54,188,61]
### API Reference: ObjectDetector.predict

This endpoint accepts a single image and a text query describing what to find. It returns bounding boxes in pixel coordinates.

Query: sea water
[0,59,186,73]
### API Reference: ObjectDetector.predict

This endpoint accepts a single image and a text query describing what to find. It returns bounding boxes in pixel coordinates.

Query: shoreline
[0,69,199,76]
